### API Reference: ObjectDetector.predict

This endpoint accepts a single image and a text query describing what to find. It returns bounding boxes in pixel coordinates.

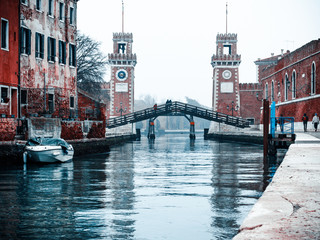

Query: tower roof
[216,33,237,43]
[113,32,133,42]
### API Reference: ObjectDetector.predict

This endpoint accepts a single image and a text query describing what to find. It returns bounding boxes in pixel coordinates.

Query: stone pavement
[233,131,320,240]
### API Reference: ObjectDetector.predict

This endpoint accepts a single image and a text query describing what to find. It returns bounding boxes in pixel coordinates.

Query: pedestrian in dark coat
[302,113,309,132]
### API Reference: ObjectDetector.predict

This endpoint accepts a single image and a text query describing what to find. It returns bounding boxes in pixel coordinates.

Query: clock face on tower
[222,70,232,79]
[116,69,128,81]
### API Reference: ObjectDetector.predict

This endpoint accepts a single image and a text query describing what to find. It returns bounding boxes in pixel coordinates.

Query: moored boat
[24,138,74,163]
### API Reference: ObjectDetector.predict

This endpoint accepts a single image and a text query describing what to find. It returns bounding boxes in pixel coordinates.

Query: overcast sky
[77,0,320,107]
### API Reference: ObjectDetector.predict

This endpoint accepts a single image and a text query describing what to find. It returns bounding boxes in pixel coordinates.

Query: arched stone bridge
[106,101,250,139]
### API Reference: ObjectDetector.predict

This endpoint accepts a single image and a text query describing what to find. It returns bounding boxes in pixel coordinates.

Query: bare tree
[76,32,108,95]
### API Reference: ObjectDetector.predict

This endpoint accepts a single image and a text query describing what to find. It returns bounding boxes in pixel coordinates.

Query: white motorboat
[24,138,74,163]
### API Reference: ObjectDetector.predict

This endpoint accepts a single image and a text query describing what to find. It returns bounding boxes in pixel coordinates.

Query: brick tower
[108,33,137,118]
[211,33,241,117]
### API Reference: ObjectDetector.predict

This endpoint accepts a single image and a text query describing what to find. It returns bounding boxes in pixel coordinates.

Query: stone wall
[0,118,16,141]
[61,121,83,140]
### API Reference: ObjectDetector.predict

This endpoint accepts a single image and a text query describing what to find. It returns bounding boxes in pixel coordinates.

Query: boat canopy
[26,138,70,149]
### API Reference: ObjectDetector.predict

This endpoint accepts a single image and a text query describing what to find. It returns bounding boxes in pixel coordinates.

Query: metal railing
[107,101,250,129]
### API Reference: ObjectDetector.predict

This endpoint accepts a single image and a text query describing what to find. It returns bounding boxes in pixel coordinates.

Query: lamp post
[227,101,238,116]
[115,102,127,116]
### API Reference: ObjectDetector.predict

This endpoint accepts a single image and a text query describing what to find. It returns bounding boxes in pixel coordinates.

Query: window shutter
[40,35,44,58]
[64,42,67,64]
[47,37,50,61]
[53,38,56,59]
[69,44,71,65]
[74,45,76,66]
[35,33,39,57]
[59,41,62,63]
[27,29,31,55]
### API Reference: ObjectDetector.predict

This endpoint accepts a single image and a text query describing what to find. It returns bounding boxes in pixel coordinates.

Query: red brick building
[255,39,320,129]
[239,83,262,125]
[0,0,19,118]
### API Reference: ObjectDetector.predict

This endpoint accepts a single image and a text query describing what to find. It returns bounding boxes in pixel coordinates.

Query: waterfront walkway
[233,131,320,239]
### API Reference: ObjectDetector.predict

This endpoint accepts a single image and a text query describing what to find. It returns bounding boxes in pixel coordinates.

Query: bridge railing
[106,101,250,128]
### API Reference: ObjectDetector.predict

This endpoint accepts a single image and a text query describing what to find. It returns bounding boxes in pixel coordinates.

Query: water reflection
[0,135,284,239]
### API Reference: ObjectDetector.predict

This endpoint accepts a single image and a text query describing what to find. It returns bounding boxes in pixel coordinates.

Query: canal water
[0,135,284,240]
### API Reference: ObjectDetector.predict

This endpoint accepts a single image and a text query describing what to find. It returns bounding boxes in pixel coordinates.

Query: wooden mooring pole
[263,99,270,159]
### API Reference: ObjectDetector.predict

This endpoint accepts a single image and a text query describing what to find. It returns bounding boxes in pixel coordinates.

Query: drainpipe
[43,72,46,113]
[18,0,21,118]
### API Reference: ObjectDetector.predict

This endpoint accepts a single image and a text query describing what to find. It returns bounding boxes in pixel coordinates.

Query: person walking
[302,113,309,132]
[312,113,319,132]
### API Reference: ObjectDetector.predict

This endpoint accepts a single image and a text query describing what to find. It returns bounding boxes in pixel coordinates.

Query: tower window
[118,43,126,54]
[223,44,231,55]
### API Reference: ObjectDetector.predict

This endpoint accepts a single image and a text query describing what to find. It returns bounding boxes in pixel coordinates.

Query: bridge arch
[106,101,250,139]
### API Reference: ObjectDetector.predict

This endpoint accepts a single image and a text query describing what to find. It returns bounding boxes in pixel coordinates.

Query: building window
[70,96,75,108]
[118,43,126,54]
[1,19,9,50]
[21,90,27,105]
[20,27,31,55]
[70,7,74,25]
[21,0,28,5]
[59,2,64,21]
[69,43,76,67]
[285,73,289,101]
[311,62,316,95]
[47,37,56,62]
[59,40,66,64]
[48,0,54,16]
[1,87,9,103]
[36,0,41,11]
[292,70,296,99]
[35,32,44,59]
[48,94,54,113]
[265,83,268,100]
[271,80,274,102]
